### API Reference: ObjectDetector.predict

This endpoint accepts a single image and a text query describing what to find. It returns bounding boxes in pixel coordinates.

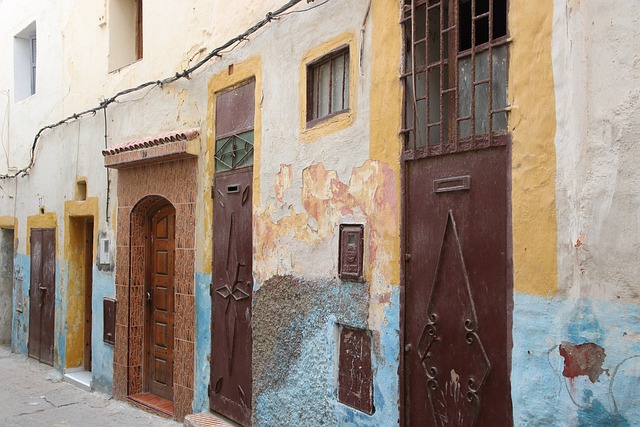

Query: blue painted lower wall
[12,254,29,356]
[91,268,114,394]
[511,292,640,426]
[193,272,212,413]
[252,275,399,426]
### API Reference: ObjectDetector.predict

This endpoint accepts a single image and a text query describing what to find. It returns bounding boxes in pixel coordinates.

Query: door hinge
[209,282,214,297]
[207,383,211,396]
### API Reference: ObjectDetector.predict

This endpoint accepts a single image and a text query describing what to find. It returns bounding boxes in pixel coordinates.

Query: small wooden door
[29,228,56,366]
[146,205,175,400]
[210,168,253,426]
[404,147,512,426]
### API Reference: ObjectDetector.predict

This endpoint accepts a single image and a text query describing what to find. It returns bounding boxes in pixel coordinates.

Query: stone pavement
[0,345,180,427]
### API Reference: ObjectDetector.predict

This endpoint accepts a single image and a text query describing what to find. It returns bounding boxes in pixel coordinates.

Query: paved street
[0,345,179,427]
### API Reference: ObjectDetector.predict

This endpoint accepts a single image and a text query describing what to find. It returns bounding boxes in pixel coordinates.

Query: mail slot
[339,224,364,281]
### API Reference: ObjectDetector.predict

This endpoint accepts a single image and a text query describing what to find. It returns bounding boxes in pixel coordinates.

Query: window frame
[30,35,37,95]
[401,0,510,158]
[305,44,350,127]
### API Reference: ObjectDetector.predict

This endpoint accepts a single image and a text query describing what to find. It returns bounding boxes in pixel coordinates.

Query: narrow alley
[0,345,179,426]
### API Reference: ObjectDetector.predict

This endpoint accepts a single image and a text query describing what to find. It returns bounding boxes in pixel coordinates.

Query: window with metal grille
[402,0,509,156]
[306,47,350,124]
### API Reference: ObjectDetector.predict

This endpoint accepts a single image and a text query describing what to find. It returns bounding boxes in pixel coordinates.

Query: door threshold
[128,393,174,417]
[63,369,92,392]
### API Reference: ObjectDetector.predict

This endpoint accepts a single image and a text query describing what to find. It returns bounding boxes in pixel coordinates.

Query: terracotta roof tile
[102,128,200,156]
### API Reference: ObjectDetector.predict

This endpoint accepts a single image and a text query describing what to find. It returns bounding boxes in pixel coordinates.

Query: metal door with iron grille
[210,79,255,427]
[402,1,513,425]
[29,228,55,366]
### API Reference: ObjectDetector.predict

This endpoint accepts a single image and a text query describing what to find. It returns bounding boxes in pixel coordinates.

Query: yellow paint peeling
[509,0,558,295]
[26,212,57,255]
[63,198,99,369]
[298,32,358,143]
[203,56,262,274]
[369,0,403,286]
[254,160,398,285]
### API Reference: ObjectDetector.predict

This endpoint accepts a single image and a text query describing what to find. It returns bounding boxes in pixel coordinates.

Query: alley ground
[0,345,180,426]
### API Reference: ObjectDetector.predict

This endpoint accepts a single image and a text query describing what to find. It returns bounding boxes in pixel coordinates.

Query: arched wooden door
[146,204,175,400]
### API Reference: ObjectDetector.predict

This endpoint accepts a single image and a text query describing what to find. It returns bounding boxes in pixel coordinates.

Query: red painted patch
[559,341,606,383]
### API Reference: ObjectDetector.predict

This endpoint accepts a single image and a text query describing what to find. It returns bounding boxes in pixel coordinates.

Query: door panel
[210,167,253,427]
[404,147,512,426]
[147,205,175,400]
[84,220,93,371]
[29,228,55,366]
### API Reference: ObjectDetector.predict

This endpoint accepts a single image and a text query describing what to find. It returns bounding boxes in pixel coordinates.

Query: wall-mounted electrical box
[99,237,111,265]
[339,224,364,281]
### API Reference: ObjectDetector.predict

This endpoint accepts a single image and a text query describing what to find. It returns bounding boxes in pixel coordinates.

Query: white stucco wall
[554,0,640,303]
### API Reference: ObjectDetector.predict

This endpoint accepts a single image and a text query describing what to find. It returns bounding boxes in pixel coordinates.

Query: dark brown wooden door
[29,228,55,366]
[404,146,512,426]
[210,168,253,426]
[147,205,175,400]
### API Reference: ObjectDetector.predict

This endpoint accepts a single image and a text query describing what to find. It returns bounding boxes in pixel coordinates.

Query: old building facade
[0,0,639,425]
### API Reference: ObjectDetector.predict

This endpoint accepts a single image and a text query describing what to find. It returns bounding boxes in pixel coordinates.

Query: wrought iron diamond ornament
[417,211,491,426]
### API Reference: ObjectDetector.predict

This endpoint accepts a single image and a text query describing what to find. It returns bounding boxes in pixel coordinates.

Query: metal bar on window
[471,0,476,148]
[489,0,494,144]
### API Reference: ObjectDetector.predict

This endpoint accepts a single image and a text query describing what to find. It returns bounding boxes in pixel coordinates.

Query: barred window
[402,0,509,155]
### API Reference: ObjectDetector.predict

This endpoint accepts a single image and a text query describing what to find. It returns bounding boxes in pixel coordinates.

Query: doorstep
[63,369,92,392]
[184,412,239,427]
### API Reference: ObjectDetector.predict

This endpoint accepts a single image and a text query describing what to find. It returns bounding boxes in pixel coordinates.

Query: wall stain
[559,341,606,383]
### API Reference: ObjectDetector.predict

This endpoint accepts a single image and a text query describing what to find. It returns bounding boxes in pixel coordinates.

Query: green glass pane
[235,131,254,168]
[215,137,233,172]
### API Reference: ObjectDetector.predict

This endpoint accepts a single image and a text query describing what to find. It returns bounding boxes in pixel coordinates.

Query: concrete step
[63,370,92,392]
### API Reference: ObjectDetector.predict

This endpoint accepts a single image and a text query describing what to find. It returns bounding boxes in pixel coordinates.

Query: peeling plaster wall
[511,0,640,425]
[200,0,401,424]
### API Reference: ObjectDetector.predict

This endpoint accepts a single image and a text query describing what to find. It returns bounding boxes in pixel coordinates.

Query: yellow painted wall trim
[369,1,403,286]
[203,56,262,274]
[509,0,558,295]
[0,216,17,229]
[26,212,57,255]
[63,198,99,368]
[298,32,358,143]
[0,216,18,249]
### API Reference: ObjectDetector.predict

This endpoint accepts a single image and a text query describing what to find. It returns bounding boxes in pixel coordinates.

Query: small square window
[306,47,350,124]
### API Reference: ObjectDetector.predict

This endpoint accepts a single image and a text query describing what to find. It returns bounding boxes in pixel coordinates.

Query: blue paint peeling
[512,292,640,426]
[193,271,212,413]
[91,268,114,393]
[335,288,400,427]
[253,277,399,427]
[12,254,29,355]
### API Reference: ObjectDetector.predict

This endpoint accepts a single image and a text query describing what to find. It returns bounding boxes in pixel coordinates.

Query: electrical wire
[0,0,322,180]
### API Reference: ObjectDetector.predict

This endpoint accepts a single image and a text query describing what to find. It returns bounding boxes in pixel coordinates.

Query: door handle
[38,286,47,291]
[146,291,152,302]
